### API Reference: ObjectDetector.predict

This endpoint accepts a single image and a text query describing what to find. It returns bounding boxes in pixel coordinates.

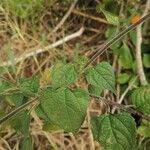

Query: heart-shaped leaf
[40,87,89,133]
[85,62,115,93]
[91,112,136,150]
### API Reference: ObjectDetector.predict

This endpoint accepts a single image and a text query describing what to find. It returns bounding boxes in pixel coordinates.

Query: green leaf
[10,111,30,136]
[21,136,33,150]
[91,112,136,150]
[40,87,89,133]
[143,54,150,68]
[6,93,24,107]
[129,30,137,45]
[42,121,62,132]
[19,76,39,97]
[105,27,121,55]
[0,80,13,98]
[117,73,131,84]
[85,62,116,93]
[88,84,102,96]
[51,63,77,88]
[130,85,150,114]
[101,9,119,25]
[119,42,134,69]
[137,126,150,138]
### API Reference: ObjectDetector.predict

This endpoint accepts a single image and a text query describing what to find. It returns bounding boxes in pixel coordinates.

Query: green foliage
[19,76,40,97]
[85,62,116,93]
[96,0,119,25]
[118,42,134,69]
[6,93,24,107]
[21,136,33,150]
[51,63,77,89]
[1,0,45,19]
[0,1,149,149]
[130,85,150,114]
[101,9,119,25]
[9,111,30,136]
[137,126,150,138]
[129,30,137,45]
[39,87,89,133]
[105,27,121,55]
[91,112,136,150]
[117,73,131,84]
[143,54,150,68]
[0,79,13,98]
[88,84,102,96]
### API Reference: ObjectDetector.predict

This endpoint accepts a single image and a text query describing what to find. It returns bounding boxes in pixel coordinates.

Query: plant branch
[91,94,150,122]
[1,13,150,125]
[135,0,150,85]
[0,27,84,67]
[85,12,150,68]
[0,98,37,124]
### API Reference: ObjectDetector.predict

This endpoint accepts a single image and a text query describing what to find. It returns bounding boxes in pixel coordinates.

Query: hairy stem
[91,95,150,122]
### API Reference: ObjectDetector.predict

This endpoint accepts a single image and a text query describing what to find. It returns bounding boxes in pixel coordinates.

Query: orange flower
[131,15,141,24]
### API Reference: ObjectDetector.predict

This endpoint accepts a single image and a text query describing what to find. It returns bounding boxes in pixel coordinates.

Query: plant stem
[0,98,37,124]
[91,94,150,122]
[1,13,150,125]
[135,0,150,85]
[85,12,150,68]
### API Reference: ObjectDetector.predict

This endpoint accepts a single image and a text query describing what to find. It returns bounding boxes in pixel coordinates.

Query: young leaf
[137,126,150,138]
[119,42,134,69]
[85,62,115,93]
[130,85,150,114]
[39,87,89,133]
[6,93,24,107]
[91,112,136,150]
[19,76,39,97]
[101,9,119,25]
[51,63,77,88]
[117,73,131,84]
[143,54,150,68]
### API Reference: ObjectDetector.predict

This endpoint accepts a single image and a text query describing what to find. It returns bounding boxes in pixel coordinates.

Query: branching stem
[91,95,150,122]
[0,13,150,125]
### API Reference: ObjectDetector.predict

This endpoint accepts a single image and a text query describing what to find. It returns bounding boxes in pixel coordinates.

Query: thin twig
[85,12,150,68]
[0,27,84,67]
[135,0,150,85]
[0,98,37,124]
[58,7,110,25]
[91,94,150,122]
[112,76,138,113]
[72,9,111,25]
[53,0,78,32]
[119,76,138,104]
